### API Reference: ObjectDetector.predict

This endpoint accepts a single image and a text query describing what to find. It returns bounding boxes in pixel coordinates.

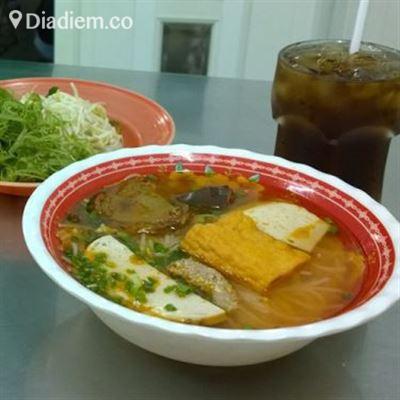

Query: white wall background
[329,0,400,50]
[55,0,400,81]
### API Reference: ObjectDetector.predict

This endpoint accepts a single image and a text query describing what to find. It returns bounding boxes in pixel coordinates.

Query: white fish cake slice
[244,202,329,252]
[86,235,226,325]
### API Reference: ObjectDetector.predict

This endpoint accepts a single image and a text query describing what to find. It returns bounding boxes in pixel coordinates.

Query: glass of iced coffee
[271,40,400,200]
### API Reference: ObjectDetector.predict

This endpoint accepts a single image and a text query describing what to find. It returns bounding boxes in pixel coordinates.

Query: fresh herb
[47,86,59,97]
[164,303,177,312]
[0,89,95,182]
[243,325,254,330]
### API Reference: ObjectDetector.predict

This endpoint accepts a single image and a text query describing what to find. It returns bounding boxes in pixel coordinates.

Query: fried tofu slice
[87,235,226,325]
[244,202,329,252]
[181,212,310,294]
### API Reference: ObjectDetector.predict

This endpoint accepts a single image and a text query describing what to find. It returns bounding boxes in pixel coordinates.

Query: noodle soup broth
[56,169,365,329]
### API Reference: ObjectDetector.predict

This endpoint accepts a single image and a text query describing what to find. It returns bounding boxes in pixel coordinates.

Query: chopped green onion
[192,214,218,224]
[324,218,339,234]
[151,248,187,270]
[164,285,176,294]
[163,282,192,297]
[248,174,260,183]
[164,303,177,312]
[204,165,214,175]
[175,282,193,297]
[133,287,147,304]
[175,162,184,172]
[342,292,353,301]
[143,276,158,293]
[145,174,158,182]
[153,242,168,254]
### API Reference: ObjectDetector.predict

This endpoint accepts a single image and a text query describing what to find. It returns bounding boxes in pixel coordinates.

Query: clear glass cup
[271,40,400,200]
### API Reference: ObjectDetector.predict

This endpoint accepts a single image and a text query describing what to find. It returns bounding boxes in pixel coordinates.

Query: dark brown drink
[271,40,400,200]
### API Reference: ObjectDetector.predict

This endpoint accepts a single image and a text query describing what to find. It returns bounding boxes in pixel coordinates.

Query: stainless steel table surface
[0,60,399,400]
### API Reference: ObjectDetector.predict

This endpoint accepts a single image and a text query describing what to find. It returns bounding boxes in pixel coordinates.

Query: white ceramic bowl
[22,145,400,366]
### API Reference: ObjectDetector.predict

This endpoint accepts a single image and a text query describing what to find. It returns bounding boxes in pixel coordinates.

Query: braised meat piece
[91,176,189,234]
[176,185,235,211]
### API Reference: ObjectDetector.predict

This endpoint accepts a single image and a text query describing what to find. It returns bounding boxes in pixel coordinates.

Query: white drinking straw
[349,0,370,54]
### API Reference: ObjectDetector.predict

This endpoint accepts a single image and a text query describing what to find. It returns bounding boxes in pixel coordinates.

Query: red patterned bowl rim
[22,145,400,341]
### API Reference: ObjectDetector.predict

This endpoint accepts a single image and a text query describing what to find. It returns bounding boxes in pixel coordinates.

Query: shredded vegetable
[36,83,121,152]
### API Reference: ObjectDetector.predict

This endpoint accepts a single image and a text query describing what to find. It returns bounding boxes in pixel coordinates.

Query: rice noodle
[219,235,365,329]
[139,234,147,253]
[159,234,180,249]
[71,241,78,257]
[313,287,348,295]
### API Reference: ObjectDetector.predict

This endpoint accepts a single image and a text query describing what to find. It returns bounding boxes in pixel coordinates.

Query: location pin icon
[9,10,23,29]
